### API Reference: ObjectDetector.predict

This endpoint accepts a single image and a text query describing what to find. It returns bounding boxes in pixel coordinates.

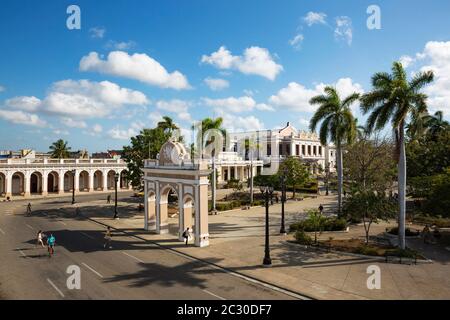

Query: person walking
[26,203,32,216]
[47,234,56,257]
[107,195,111,204]
[182,227,191,246]
[318,204,324,214]
[37,230,45,248]
[104,226,112,249]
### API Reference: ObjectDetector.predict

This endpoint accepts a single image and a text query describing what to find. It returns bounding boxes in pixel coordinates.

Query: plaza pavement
[77,194,450,300]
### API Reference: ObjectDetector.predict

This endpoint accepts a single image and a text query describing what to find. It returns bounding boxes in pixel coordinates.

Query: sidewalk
[77,195,450,300]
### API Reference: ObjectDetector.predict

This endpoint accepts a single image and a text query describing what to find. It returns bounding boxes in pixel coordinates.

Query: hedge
[290,217,347,233]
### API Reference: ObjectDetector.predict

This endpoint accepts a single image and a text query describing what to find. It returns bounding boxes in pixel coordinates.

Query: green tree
[122,126,171,189]
[343,134,396,191]
[360,61,434,249]
[407,127,450,178]
[193,117,227,157]
[423,110,449,139]
[309,87,359,214]
[343,189,397,244]
[49,139,71,158]
[157,116,179,135]
[278,156,309,199]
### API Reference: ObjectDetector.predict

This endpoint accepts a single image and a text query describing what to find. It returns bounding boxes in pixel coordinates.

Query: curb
[81,212,315,300]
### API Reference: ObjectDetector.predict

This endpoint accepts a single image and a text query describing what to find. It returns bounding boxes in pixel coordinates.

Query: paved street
[0,194,297,300]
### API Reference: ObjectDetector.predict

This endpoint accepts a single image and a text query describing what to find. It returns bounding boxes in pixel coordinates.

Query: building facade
[0,157,130,198]
[228,122,337,175]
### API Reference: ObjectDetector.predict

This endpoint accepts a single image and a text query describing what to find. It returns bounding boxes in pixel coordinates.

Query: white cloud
[201,96,257,113]
[0,110,46,127]
[106,40,136,50]
[334,16,353,46]
[298,118,310,128]
[410,41,450,115]
[201,46,283,80]
[289,34,304,50]
[93,124,103,133]
[53,129,69,136]
[303,12,327,26]
[155,99,192,122]
[5,96,41,112]
[399,55,415,68]
[255,103,275,112]
[80,51,190,90]
[61,117,87,128]
[218,112,265,133]
[204,77,229,91]
[108,122,143,140]
[269,78,364,113]
[0,85,5,92]
[89,27,106,39]
[43,79,149,118]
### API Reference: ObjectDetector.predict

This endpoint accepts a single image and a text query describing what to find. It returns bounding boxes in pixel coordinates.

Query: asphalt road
[0,194,297,300]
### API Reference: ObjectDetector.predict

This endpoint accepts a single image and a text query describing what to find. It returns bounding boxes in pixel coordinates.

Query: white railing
[0,158,125,165]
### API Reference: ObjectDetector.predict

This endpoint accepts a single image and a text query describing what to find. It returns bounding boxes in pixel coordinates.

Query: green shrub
[413,215,450,228]
[294,231,313,245]
[289,217,347,232]
[385,248,418,258]
[355,245,379,256]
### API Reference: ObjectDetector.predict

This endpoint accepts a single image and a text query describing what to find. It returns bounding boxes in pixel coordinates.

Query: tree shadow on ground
[103,258,223,289]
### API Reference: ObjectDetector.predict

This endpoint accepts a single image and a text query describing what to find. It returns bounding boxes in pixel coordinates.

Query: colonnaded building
[0,149,130,199]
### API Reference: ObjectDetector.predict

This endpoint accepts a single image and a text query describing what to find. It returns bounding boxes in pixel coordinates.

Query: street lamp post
[260,185,273,266]
[71,169,76,205]
[280,167,287,235]
[113,173,119,219]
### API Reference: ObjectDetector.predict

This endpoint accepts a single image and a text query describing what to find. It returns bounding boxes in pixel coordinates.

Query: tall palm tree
[193,117,227,156]
[157,116,179,135]
[310,87,359,214]
[406,109,429,141]
[49,139,71,159]
[360,61,434,249]
[424,110,449,138]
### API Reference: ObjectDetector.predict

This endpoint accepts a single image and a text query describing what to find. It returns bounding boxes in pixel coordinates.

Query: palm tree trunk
[398,128,407,249]
[336,143,343,215]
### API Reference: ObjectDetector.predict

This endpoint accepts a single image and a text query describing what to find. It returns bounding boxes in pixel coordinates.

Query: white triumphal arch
[142,140,211,247]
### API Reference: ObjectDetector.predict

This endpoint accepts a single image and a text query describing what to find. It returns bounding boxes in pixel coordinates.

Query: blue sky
[1,0,450,152]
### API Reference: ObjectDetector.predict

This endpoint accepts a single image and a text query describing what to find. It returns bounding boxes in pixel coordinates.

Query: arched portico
[143,140,211,247]
[120,170,128,189]
[64,171,74,192]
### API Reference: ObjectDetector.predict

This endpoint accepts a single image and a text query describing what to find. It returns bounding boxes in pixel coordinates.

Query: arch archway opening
[107,170,116,190]
[93,170,103,190]
[120,170,128,189]
[64,171,74,192]
[159,185,179,235]
[79,171,89,192]
[30,172,43,194]
[47,171,59,193]
[12,172,25,196]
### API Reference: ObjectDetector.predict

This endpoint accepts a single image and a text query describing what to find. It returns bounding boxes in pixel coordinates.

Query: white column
[24,172,31,197]
[58,171,65,194]
[5,172,12,198]
[88,170,94,192]
[155,181,161,233]
[74,170,79,192]
[178,183,185,241]
[102,171,108,191]
[144,182,148,230]
[42,171,48,196]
